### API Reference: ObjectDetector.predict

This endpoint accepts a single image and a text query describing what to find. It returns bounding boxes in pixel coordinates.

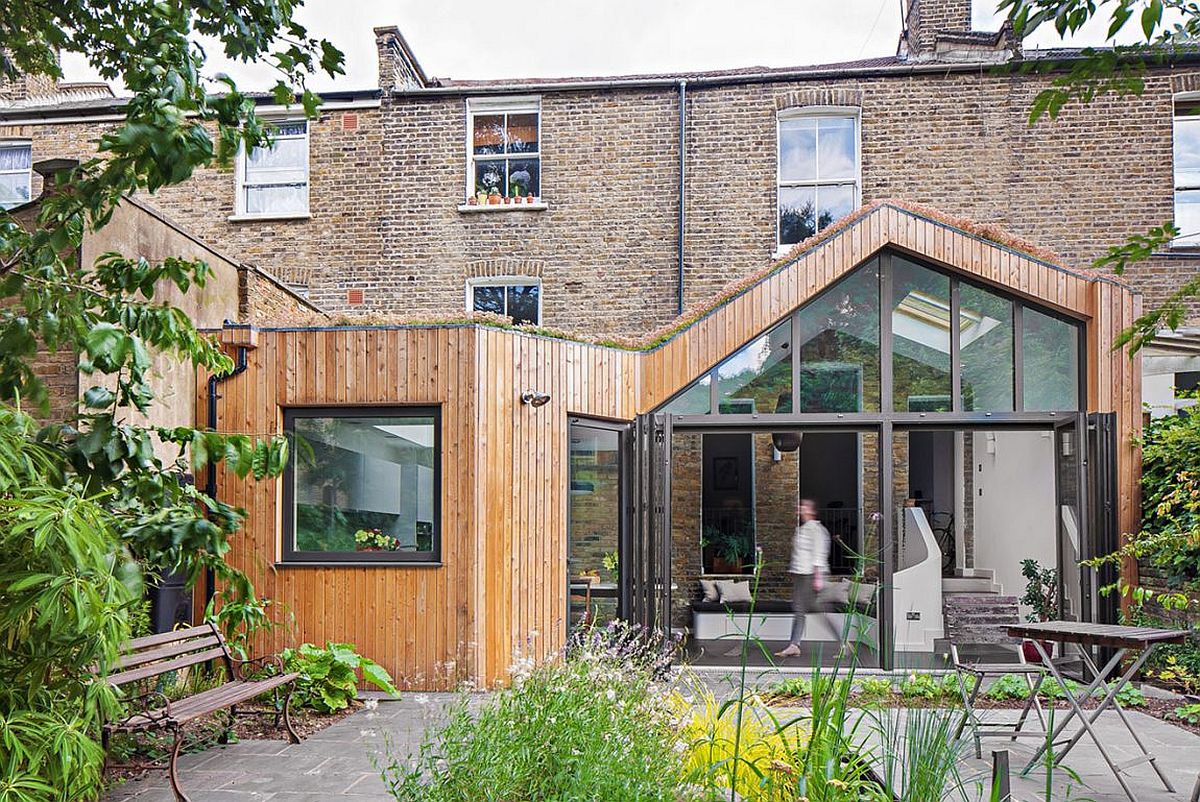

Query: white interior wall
[971,430,1056,615]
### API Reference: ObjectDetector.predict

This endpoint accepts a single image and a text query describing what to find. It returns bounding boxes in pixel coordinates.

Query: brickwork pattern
[2,67,1197,342]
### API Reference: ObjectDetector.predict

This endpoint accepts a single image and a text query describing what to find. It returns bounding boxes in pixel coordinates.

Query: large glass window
[468,278,541,325]
[891,258,952,412]
[469,98,541,202]
[716,321,792,414]
[657,253,1082,420]
[661,373,712,415]
[778,113,858,247]
[959,284,1014,412]
[796,259,880,412]
[0,142,32,210]
[1174,110,1200,246]
[238,121,309,217]
[284,408,440,563]
[1022,308,1080,412]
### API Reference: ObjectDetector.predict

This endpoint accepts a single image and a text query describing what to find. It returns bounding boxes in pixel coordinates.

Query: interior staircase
[931,569,1004,653]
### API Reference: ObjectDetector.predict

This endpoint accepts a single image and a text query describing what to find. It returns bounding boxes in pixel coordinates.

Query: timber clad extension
[205,202,1139,687]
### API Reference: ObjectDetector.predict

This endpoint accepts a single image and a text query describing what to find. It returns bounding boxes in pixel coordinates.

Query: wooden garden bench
[101,622,301,802]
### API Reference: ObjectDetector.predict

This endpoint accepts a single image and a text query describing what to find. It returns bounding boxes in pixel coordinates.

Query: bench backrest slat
[943,594,1022,646]
[115,635,224,671]
[108,647,229,687]
[124,623,219,653]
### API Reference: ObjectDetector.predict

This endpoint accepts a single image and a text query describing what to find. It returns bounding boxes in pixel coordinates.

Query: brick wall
[3,66,1197,343]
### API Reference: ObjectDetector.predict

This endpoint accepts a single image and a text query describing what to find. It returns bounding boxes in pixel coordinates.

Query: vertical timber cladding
[473,330,638,683]
[208,327,481,690]
[206,203,1138,688]
[208,324,639,688]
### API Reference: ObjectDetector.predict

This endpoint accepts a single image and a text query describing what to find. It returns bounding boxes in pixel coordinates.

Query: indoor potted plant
[354,527,400,552]
[1020,557,1059,662]
[702,526,753,574]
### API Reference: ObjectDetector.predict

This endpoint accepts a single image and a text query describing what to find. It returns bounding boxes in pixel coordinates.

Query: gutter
[677,79,687,316]
[203,342,249,609]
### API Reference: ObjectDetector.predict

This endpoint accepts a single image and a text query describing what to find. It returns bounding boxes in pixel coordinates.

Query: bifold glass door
[567,419,629,636]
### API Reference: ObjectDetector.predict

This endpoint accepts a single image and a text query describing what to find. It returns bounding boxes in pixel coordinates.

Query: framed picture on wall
[712,456,740,491]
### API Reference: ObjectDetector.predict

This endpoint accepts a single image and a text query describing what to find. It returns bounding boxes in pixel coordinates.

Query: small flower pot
[1022,639,1054,664]
[488,193,501,205]
[503,196,512,204]
[467,196,478,206]
[356,545,384,553]
[526,195,536,204]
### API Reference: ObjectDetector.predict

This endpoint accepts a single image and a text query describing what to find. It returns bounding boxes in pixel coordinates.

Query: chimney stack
[901,0,1017,61]
[374,26,431,92]
[0,49,59,102]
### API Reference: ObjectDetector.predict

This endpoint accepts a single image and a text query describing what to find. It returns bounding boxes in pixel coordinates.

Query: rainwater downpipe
[203,340,249,609]
[677,78,687,315]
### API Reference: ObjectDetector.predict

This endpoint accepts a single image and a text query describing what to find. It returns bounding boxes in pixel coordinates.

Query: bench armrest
[232,654,288,682]
[118,690,173,726]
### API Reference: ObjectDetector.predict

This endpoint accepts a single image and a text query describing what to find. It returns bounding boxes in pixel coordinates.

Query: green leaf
[82,386,116,410]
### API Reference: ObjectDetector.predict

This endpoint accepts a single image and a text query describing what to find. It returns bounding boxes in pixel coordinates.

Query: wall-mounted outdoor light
[521,390,551,408]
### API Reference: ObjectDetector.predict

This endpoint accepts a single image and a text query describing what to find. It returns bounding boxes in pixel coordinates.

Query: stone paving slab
[103,693,1200,801]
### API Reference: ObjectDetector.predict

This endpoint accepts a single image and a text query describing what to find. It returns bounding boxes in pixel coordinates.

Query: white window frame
[0,140,33,211]
[464,96,543,209]
[775,106,862,255]
[231,119,310,221]
[1173,105,1200,247]
[465,276,543,325]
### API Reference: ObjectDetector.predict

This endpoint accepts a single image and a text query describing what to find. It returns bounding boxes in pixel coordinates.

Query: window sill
[458,202,548,214]
[275,561,443,568]
[227,212,312,223]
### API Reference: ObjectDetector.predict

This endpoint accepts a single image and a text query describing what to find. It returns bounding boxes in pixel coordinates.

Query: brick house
[0,1,1188,683]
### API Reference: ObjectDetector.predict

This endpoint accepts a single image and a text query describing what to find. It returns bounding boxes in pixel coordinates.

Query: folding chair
[944,594,1049,758]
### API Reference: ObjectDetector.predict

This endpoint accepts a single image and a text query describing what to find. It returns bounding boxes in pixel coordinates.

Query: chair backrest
[107,622,233,688]
[943,594,1022,648]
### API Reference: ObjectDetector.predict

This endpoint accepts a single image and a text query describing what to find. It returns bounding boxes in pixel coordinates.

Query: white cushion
[716,579,752,604]
[699,579,718,602]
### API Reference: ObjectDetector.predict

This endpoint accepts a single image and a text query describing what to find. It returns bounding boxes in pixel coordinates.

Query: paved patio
[104,693,1200,801]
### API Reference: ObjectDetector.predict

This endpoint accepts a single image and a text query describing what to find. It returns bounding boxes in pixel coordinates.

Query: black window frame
[281,405,442,565]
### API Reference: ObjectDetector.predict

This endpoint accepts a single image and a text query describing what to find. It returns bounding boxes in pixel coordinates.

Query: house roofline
[396,46,1200,96]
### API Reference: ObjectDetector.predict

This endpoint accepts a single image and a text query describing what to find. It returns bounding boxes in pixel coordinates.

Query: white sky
[60,0,1132,93]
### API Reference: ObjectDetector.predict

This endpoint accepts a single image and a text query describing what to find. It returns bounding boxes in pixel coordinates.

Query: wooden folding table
[1006,621,1188,802]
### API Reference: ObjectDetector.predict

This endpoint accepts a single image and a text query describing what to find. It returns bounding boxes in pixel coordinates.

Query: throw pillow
[823,580,851,605]
[717,579,753,604]
[699,578,718,602]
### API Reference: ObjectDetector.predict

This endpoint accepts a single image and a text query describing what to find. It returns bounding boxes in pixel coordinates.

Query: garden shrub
[0,409,139,802]
[678,685,805,801]
[282,641,400,713]
[379,624,688,801]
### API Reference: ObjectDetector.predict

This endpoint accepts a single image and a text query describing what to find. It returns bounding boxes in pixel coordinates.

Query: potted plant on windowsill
[354,528,400,553]
[702,526,753,574]
[1020,557,1060,663]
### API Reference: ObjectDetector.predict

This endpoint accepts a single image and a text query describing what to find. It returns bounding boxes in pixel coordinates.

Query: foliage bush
[0,408,139,802]
[678,685,805,801]
[379,626,689,801]
[282,642,400,713]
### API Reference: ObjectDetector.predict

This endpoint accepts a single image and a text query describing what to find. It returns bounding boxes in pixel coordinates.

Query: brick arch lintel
[774,88,863,111]
[467,258,545,279]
